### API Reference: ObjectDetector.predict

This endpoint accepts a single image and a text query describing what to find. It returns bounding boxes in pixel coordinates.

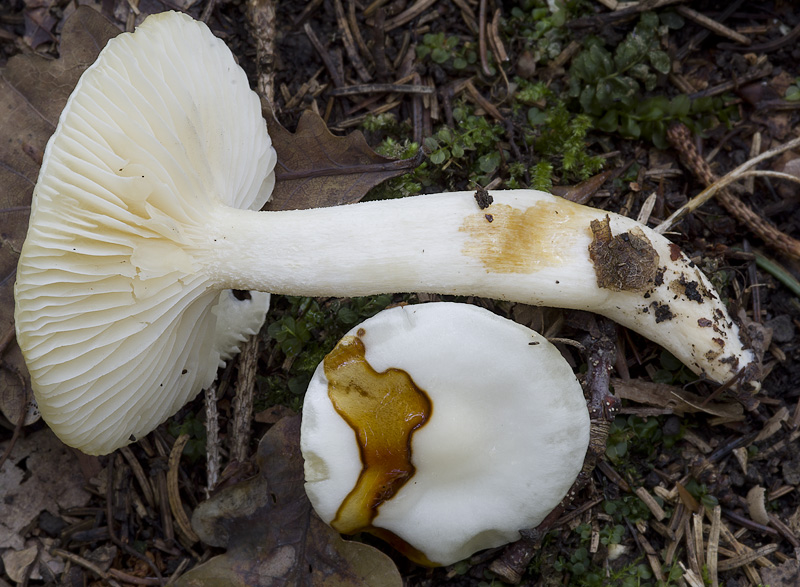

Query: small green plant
[684,478,720,510]
[785,78,800,101]
[651,349,695,386]
[569,13,673,114]
[258,295,394,410]
[168,412,206,462]
[416,32,479,72]
[605,415,662,464]
[505,0,571,65]
[422,103,506,184]
[567,12,735,147]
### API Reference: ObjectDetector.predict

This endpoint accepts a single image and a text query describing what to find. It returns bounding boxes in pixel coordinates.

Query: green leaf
[597,110,619,132]
[639,11,659,30]
[589,44,614,77]
[787,86,800,101]
[527,107,547,126]
[437,127,454,142]
[478,151,500,173]
[669,94,691,117]
[659,11,684,29]
[431,47,449,64]
[648,49,671,74]
[430,149,448,165]
[619,115,641,138]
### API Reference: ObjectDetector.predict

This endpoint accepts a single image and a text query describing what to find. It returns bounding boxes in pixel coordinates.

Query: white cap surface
[301,302,590,566]
[14,11,276,454]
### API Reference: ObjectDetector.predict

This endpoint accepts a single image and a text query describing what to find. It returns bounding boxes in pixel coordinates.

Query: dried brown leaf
[612,378,744,419]
[176,416,402,587]
[265,108,421,210]
[760,558,800,587]
[0,6,119,426]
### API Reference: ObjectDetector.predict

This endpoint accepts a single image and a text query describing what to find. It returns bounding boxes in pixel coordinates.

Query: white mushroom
[14,11,757,455]
[14,12,274,454]
[300,302,590,566]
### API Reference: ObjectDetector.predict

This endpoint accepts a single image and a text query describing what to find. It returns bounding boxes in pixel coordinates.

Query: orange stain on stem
[460,200,586,273]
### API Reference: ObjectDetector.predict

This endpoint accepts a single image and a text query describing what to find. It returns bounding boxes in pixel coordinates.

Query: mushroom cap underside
[14,11,276,455]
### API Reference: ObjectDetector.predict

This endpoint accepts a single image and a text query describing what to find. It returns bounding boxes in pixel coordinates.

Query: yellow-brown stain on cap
[325,333,434,564]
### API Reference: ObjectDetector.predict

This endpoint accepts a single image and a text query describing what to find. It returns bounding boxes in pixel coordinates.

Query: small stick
[230,335,260,463]
[329,83,434,96]
[662,123,800,261]
[204,383,221,495]
[384,0,438,31]
[247,0,278,104]
[304,23,344,88]
[478,0,492,77]
[676,6,751,46]
[707,505,721,587]
[167,434,200,544]
[334,0,371,83]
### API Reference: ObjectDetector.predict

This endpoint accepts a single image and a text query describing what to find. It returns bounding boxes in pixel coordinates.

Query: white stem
[201,189,757,390]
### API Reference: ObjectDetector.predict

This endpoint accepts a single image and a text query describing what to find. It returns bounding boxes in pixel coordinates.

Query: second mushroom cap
[301,302,591,566]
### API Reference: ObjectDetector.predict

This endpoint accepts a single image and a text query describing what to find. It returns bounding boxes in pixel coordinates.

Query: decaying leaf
[0,428,92,550]
[612,378,744,420]
[176,416,402,587]
[264,108,421,210]
[0,6,120,426]
[760,558,800,587]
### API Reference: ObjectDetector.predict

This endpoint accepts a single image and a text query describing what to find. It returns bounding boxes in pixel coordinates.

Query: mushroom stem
[199,189,756,391]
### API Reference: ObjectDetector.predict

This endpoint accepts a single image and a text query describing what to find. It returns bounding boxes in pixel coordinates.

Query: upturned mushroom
[15,11,758,455]
[300,302,591,566]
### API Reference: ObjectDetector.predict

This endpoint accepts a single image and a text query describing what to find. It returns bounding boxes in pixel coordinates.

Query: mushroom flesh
[300,302,591,566]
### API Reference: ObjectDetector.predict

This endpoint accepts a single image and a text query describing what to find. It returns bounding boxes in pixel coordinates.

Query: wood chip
[717,543,779,571]
[707,505,721,587]
[635,486,666,521]
[464,79,503,121]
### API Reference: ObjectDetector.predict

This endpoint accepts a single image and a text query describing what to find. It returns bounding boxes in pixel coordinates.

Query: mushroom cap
[300,302,591,566]
[14,11,276,455]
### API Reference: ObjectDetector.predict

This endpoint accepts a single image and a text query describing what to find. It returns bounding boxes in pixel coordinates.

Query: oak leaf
[176,416,402,587]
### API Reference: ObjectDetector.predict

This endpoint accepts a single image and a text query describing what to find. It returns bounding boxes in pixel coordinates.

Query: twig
[661,123,800,261]
[675,6,750,46]
[303,23,344,88]
[167,434,200,544]
[329,83,434,96]
[334,0,371,83]
[50,548,121,587]
[247,0,277,104]
[204,383,221,495]
[230,335,260,463]
[384,0,438,31]
[707,505,721,587]
[478,0,492,77]
[106,455,165,584]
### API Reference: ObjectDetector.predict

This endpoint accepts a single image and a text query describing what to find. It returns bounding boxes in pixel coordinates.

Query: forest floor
[1,0,800,586]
